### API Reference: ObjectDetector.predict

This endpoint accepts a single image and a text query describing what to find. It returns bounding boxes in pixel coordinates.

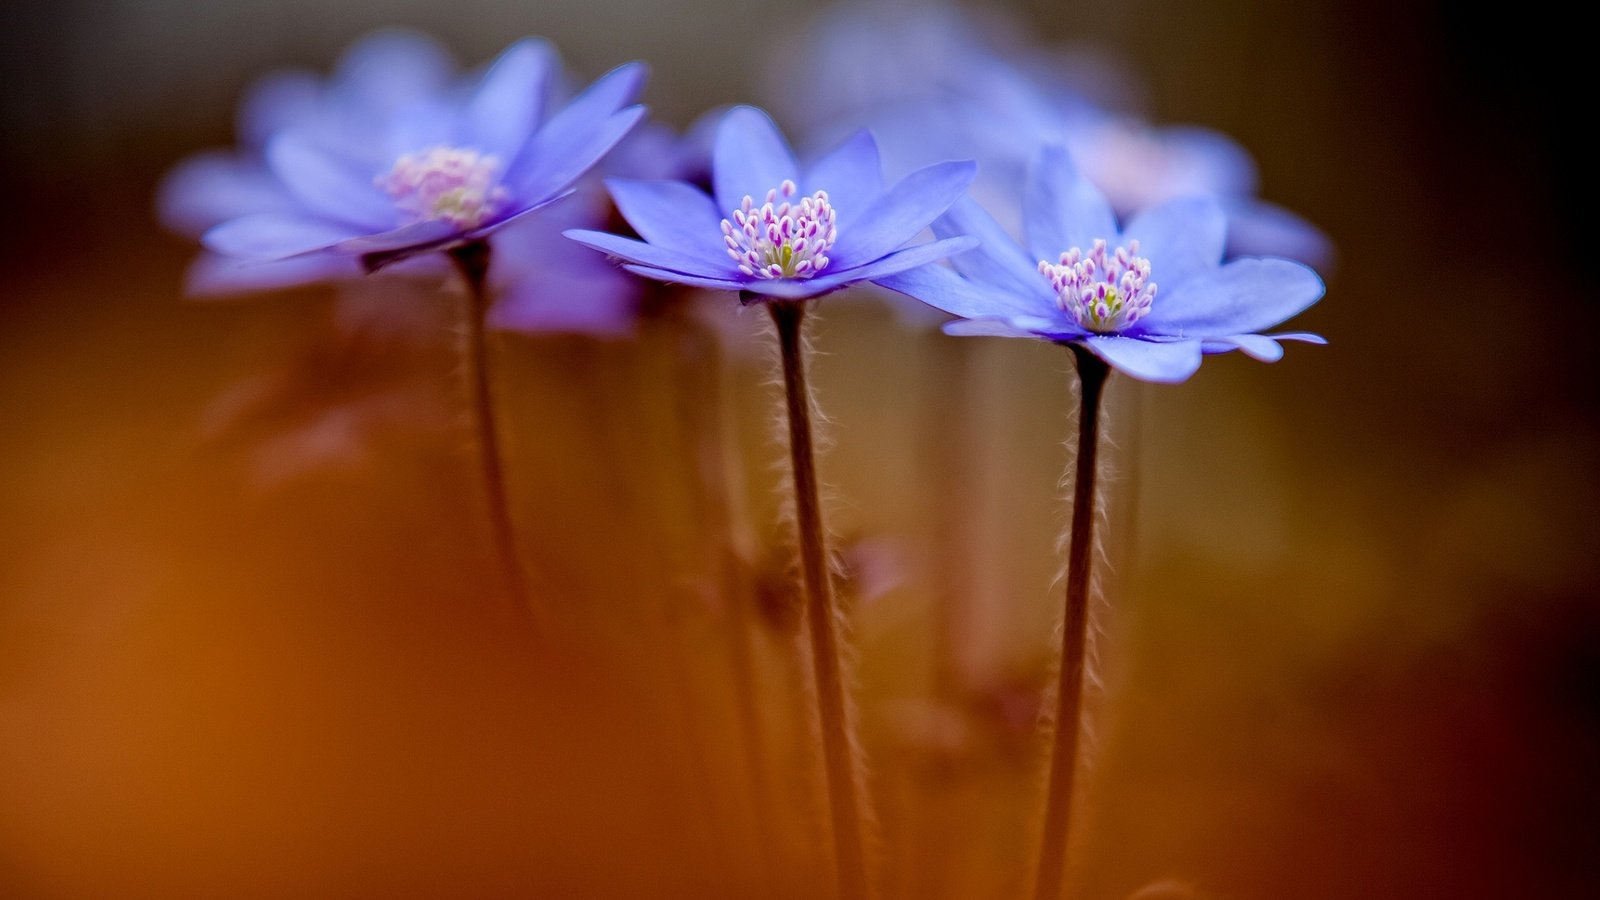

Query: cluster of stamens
[721,180,838,280]
[378,146,509,229]
[1039,239,1156,333]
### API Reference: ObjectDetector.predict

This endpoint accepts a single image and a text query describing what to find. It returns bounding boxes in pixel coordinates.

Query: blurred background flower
[1,1,1595,898]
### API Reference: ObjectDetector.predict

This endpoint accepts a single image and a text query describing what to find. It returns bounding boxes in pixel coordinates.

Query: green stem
[1032,344,1110,900]
[767,298,872,900]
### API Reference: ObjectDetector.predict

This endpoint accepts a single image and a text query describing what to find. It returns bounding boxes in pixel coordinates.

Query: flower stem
[1033,344,1110,900]
[448,240,531,624]
[767,298,872,900]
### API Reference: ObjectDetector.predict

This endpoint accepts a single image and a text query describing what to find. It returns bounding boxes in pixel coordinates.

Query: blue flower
[487,184,648,337]
[763,3,1330,267]
[564,106,978,302]
[876,146,1326,383]
[172,31,645,277]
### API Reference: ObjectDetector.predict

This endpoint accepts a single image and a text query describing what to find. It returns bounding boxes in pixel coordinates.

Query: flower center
[378,146,509,229]
[721,180,838,280]
[1039,239,1156,334]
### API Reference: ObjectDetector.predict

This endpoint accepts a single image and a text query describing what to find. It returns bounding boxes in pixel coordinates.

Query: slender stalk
[1032,344,1110,900]
[448,240,531,623]
[767,298,871,900]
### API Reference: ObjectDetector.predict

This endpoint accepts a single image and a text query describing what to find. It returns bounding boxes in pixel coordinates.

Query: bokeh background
[2,1,1596,897]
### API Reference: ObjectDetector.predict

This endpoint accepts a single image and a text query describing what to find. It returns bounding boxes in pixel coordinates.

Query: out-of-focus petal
[1222,197,1335,269]
[185,252,359,296]
[330,29,455,116]
[465,38,557,167]
[516,106,646,202]
[238,70,321,148]
[203,213,356,259]
[158,152,296,237]
[267,131,394,229]
[491,268,640,337]
[333,221,460,271]
[512,62,647,191]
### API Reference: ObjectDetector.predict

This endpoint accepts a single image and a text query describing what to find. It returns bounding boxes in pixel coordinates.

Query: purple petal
[1121,195,1226,289]
[1153,125,1259,197]
[711,106,801,213]
[604,178,729,266]
[565,229,738,279]
[1223,197,1334,269]
[512,62,648,195]
[1204,333,1284,361]
[942,316,1061,340]
[267,131,394,229]
[1143,257,1324,337]
[158,152,296,237]
[185,251,359,297]
[830,160,977,269]
[203,213,357,259]
[465,190,572,239]
[331,29,455,116]
[516,105,647,203]
[622,264,747,293]
[1083,335,1204,383]
[491,266,641,338]
[465,38,557,167]
[383,98,457,164]
[1267,331,1327,344]
[801,130,884,226]
[930,196,1053,301]
[874,261,1048,321]
[736,280,831,301]
[238,70,321,148]
[1024,145,1117,262]
[807,235,979,293]
[331,220,463,271]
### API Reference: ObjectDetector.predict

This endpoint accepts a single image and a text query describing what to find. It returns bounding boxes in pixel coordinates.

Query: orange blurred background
[2,1,1596,897]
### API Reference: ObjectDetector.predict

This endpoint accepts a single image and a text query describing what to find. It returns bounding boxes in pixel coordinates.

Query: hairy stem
[1033,344,1110,900]
[768,298,871,900]
[448,240,531,624]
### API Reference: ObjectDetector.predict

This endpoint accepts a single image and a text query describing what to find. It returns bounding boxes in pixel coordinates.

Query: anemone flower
[568,105,977,900]
[194,40,645,275]
[159,30,647,622]
[763,2,1330,266]
[566,106,976,301]
[876,145,1324,900]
